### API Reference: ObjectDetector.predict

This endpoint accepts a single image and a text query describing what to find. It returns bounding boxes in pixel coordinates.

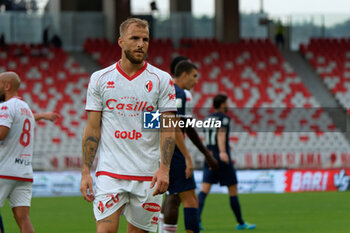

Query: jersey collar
[116,60,148,81]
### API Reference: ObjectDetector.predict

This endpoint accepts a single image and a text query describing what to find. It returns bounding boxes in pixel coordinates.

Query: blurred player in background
[160,61,218,233]
[198,94,256,230]
[159,57,218,233]
[80,18,176,233]
[0,72,60,233]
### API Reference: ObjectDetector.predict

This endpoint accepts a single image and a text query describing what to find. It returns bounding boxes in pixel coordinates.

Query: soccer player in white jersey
[0,71,59,233]
[80,18,176,233]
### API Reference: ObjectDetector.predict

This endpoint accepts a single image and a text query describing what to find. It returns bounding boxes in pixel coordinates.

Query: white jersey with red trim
[0,97,35,182]
[86,61,176,180]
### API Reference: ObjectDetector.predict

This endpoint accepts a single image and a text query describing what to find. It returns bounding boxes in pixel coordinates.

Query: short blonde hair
[119,18,149,37]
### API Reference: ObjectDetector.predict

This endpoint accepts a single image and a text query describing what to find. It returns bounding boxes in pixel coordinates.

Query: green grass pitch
[1,192,349,232]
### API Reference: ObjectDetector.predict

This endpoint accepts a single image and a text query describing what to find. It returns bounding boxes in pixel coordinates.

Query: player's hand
[80,172,95,202]
[150,164,169,196]
[219,152,230,164]
[205,150,219,170]
[43,112,61,121]
[185,158,194,179]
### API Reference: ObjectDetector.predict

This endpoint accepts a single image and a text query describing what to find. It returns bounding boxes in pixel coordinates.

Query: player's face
[120,23,149,64]
[221,100,229,113]
[184,68,198,90]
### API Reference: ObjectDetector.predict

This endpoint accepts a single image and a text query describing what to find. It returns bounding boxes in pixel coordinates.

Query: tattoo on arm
[162,136,175,168]
[83,136,99,168]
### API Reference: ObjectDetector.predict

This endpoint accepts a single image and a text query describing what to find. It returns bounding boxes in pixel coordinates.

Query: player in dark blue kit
[160,60,217,233]
[159,58,218,233]
[198,94,256,230]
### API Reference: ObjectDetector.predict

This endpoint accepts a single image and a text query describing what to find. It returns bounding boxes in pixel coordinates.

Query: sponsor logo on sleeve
[168,93,175,100]
[0,114,8,119]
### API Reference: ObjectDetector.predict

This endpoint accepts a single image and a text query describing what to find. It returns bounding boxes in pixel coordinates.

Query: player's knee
[228,184,238,196]
[200,183,211,194]
[166,194,181,206]
[182,196,198,208]
[97,225,116,233]
[96,219,119,233]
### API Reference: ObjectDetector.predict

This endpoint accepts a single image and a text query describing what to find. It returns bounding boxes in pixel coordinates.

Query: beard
[124,49,145,64]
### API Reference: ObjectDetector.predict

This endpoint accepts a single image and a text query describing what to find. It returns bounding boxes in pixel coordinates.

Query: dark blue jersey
[173,84,187,161]
[175,84,186,116]
[204,112,231,155]
[168,83,197,194]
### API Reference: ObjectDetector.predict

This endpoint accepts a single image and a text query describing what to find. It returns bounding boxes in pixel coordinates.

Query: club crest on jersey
[1,106,8,110]
[97,201,104,213]
[145,80,153,93]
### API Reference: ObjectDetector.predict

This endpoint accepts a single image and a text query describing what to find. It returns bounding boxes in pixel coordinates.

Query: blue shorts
[167,152,196,195]
[202,154,238,186]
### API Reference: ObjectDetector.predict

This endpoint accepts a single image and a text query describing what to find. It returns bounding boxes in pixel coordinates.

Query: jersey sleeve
[158,74,176,112]
[0,103,14,128]
[85,72,103,111]
[184,90,193,116]
[176,90,186,116]
[221,115,230,130]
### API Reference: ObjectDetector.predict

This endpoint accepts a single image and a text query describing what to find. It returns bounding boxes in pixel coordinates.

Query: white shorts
[0,178,32,208]
[93,175,163,232]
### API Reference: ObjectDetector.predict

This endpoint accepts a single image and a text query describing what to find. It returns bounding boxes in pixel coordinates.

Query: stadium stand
[0,44,89,170]
[84,38,350,169]
[300,38,350,115]
[1,39,349,170]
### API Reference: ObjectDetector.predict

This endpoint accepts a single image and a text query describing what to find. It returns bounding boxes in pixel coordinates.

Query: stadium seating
[2,38,348,170]
[0,44,89,169]
[83,37,350,168]
[300,38,350,114]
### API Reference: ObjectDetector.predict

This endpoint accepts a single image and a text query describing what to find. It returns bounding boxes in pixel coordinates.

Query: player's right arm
[151,111,176,196]
[80,111,101,202]
[175,117,194,178]
[217,127,229,164]
[185,125,218,170]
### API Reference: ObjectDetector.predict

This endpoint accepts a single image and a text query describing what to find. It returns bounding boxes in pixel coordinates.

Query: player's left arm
[185,125,219,170]
[217,127,229,164]
[34,112,60,122]
[151,111,176,196]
